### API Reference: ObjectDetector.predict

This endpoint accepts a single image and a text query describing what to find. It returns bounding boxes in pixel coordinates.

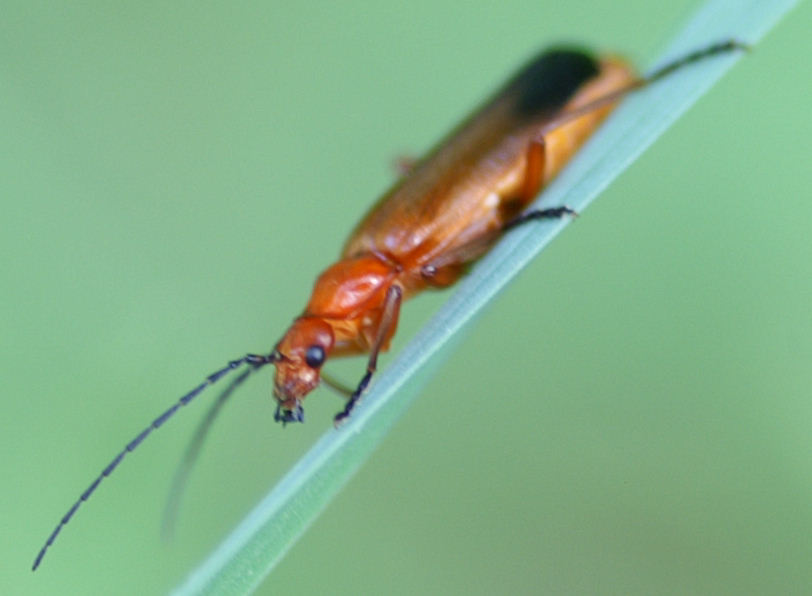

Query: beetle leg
[334,284,403,425]
[503,133,577,229]
[503,204,577,230]
[320,371,353,397]
[519,136,547,201]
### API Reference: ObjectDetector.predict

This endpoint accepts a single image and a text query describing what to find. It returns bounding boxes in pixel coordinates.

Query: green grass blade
[173,0,800,593]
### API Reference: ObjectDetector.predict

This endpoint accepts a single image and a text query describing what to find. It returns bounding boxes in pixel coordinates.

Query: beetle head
[272,317,334,423]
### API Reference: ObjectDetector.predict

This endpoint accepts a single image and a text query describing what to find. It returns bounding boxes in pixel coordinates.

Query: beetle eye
[304,345,326,368]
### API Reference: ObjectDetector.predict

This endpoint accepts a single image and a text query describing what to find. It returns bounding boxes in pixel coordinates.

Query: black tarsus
[32,353,274,571]
[333,370,372,425]
[503,206,577,231]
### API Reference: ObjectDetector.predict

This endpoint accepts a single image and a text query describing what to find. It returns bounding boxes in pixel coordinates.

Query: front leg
[503,205,577,230]
[334,285,403,425]
[508,133,577,228]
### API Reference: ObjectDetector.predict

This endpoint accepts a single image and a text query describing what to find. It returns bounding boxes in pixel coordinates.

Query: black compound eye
[304,345,326,368]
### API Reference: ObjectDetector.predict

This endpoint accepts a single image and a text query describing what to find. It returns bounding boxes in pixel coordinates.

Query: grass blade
[173,0,800,593]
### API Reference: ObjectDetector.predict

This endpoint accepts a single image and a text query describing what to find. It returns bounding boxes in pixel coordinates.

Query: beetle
[32,40,744,571]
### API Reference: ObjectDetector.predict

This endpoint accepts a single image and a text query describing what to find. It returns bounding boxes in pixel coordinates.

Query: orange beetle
[271,41,742,424]
[271,49,633,423]
[33,40,743,571]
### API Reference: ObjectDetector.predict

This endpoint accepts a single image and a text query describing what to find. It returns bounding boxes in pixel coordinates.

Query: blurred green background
[3,1,810,594]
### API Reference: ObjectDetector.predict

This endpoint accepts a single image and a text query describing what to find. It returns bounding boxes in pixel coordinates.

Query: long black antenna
[162,366,257,539]
[32,353,274,571]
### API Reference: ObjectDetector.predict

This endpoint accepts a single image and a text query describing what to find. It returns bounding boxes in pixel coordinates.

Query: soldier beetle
[32,40,744,571]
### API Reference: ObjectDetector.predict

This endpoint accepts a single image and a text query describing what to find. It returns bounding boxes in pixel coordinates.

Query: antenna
[32,353,274,571]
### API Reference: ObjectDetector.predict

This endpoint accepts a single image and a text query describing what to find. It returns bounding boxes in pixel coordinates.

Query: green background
[3,1,810,594]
